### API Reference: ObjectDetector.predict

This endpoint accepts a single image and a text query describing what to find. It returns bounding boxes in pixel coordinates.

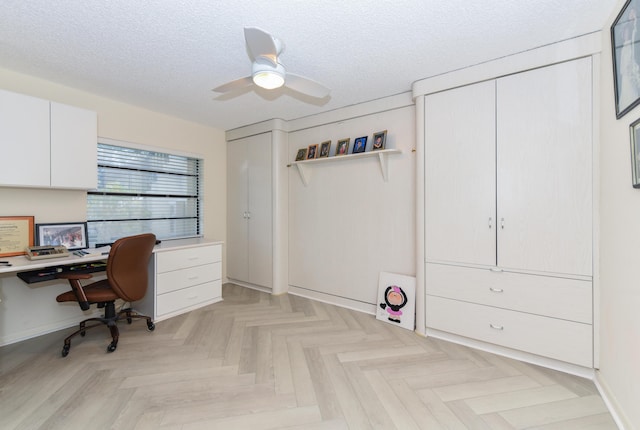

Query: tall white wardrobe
[226,122,289,295]
[414,34,599,371]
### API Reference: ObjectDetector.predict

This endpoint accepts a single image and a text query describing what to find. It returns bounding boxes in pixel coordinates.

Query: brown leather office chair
[56,233,157,357]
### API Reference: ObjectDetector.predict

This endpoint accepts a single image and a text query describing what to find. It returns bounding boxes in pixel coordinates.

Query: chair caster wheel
[127,318,132,324]
[147,321,155,331]
[61,345,70,357]
[107,342,117,353]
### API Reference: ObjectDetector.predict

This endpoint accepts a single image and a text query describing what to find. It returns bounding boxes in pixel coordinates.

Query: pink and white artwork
[376,271,416,331]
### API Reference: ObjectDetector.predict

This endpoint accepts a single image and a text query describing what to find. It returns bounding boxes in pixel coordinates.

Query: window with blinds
[87,143,202,246]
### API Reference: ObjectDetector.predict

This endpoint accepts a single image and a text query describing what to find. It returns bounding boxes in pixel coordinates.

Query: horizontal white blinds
[87,143,202,246]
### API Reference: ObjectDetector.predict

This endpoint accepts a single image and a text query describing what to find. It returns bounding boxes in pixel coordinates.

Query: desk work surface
[0,247,110,275]
[0,237,223,275]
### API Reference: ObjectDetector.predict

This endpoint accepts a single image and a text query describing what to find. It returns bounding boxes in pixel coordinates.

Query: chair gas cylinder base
[56,233,157,357]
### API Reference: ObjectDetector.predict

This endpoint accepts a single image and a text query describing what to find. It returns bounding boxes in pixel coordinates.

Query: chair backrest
[106,233,156,302]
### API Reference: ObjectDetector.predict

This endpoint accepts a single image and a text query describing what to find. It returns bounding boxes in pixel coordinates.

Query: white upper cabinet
[0,89,51,187]
[424,80,497,267]
[0,89,97,190]
[50,102,97,189]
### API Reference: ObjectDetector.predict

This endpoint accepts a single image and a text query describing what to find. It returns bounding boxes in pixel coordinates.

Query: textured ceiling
[0,0,618,131]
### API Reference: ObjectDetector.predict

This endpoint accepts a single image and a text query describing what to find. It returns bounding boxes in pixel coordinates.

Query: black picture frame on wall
[630,117,640,187]
[612,0,640,119]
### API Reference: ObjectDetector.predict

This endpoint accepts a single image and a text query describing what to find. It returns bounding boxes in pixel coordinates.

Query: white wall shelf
[290,149,401,185]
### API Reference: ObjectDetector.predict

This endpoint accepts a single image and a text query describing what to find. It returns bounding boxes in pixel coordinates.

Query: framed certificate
[0,216,35,257]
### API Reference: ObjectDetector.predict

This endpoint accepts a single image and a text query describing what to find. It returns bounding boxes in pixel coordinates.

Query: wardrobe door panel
[247,134,273,287]
[227,138,249,281]
[496,57,592,276]
[424,80,497,266]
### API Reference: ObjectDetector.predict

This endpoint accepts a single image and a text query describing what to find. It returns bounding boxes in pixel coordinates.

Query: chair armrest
[56,273,93,310]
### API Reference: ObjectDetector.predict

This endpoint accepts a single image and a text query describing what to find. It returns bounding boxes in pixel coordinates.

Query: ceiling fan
[213,27,331,99]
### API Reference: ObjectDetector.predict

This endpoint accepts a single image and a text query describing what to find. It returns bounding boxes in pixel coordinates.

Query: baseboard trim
[0,309,103,347]
[424,328,595,380]
[225,279,272,294]
[594,372,631,430]
[287,285,376,315]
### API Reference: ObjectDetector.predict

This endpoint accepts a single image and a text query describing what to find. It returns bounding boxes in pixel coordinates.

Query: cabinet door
[227,138,250,281]
[247,133,273,287]
[0,89,50,187]
[497,57,592,276]
[50,102,97,189]
[424,80,497,266]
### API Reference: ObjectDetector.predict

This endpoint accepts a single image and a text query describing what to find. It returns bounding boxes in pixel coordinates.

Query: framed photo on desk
[35,222,88,250]
[0,215,34,257]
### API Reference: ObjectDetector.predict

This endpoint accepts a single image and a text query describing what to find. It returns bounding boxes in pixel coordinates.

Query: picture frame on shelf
[35,222,88,250]
[295,148,308,161]
[611,0,640,119]
[352,136,367,153]
[319,140,331,158]
[630,117,640,187]
[307,143,318,159]
[372,130,387,150]
[0,215,34,257]
[335,138,350,156]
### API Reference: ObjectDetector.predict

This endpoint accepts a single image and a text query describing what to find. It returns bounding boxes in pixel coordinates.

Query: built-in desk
[0,238,223,346]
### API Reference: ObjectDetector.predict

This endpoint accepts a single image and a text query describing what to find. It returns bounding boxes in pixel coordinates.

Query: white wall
[597,3,640,428]
[0,67,227,345]
[287,97,415,311]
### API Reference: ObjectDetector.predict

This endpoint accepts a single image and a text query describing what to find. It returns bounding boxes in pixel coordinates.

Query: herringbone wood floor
[0,284,618,430]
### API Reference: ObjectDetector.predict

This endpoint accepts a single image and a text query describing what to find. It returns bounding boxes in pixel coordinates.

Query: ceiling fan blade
[212,76,253,93]
[286,73,331,98]
[244,27,278,66]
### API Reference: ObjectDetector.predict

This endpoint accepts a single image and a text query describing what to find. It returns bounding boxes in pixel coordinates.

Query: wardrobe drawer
[156,262,221,295]
[156,280,221,316]
[425,263,592,323]
[426,295,593,367]
[156,244,222,273]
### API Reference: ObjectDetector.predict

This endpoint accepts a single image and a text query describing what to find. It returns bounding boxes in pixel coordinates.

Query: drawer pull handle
[188,276,199,280]
[188,257,199,261]
[187,295,198,300]
[489,267,503,273]
[489,287,504,293]
[489,323,504,330]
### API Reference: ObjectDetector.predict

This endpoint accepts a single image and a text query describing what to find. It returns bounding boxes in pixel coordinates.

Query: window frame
[87,138,203,247]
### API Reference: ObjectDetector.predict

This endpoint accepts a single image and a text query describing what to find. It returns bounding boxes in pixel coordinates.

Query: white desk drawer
[425,263,592,324]
[156,262,221,295]
[156,244,222,273]
[426,295,593,367]
[157,280,221,316]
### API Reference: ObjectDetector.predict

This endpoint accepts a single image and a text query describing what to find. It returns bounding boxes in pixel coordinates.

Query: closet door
[227,138,250,282]
[246,133,272,288]
[496,57,592,276]
[226,133,273,288]
[424,80,497,266]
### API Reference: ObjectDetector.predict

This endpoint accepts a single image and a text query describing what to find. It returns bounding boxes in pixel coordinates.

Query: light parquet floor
[0,283,619,430]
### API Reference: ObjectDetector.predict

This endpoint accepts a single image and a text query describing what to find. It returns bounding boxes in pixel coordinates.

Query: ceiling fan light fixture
[253,70,285,89]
